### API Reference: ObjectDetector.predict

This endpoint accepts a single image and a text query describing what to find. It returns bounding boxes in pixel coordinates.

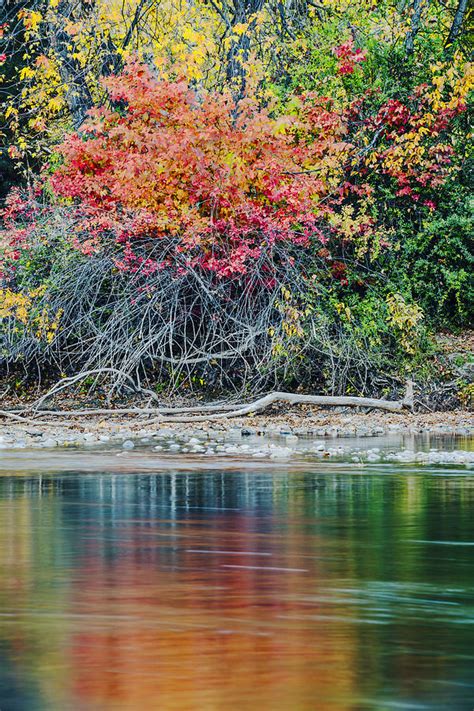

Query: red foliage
[50,62,350,276]
[345,86,466,207]
[333,40,366,75]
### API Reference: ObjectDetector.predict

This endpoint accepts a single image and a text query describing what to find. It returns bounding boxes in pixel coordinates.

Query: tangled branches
[1,216,388,397]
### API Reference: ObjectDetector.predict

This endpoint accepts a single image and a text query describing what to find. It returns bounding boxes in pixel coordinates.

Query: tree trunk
[405,0,429,56]
[445,0,469,52]
[51,2,94,128]
[225,0,266,100]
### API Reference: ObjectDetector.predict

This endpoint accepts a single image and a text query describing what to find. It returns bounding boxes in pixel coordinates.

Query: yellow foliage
[19,66,35,81]
[0,287,62,344]
[47,96,64,113]
[326,201,379,257]
[428,59,473,112]
[18,9,43,35]
[386,293,423,354]
[335,301,352,321]
[271,286,307,356]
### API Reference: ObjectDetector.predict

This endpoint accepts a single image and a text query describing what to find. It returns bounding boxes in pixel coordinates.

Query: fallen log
[0,378,414,426]
[0,383,414,425]
[154,388,413,423]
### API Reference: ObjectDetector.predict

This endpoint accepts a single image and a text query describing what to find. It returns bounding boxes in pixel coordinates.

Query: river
[0,438,473,710]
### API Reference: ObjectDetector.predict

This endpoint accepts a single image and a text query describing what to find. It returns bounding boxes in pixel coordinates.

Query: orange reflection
[67,522,357,711]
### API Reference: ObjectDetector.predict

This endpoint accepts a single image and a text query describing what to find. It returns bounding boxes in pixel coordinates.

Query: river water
[0,439,473,710]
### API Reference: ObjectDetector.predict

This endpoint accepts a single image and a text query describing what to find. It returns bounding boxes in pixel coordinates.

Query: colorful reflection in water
[0,465,473,710]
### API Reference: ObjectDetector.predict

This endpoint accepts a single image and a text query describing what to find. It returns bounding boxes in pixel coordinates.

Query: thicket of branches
[2,212,387,396]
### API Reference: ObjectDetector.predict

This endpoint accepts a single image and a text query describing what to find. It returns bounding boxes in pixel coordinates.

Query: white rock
[42,438,57,448]
[270,446,292,459]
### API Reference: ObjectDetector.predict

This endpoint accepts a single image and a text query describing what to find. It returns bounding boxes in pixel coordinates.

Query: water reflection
[0,467,473,710]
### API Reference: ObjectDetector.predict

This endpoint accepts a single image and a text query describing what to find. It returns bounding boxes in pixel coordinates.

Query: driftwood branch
[7,404,240,417]
[0,382,414,425]
[0,411,36,423]
[0,411,93,427]
[154,389,412,423]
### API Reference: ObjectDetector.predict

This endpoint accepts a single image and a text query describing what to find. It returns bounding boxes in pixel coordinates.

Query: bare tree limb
[153,390,411,423]
[0,379,415,425]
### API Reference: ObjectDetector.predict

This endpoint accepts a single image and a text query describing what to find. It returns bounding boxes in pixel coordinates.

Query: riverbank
[1,408,472,452]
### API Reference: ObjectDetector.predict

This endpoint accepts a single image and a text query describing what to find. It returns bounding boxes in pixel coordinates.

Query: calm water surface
[0,448,473,710]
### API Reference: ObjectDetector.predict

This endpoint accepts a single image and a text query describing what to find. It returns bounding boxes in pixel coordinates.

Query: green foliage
[398,200,473,327]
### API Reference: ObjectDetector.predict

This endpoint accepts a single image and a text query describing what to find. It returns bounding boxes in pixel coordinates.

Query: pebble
[270,446,293,459]
[42,438,58,448]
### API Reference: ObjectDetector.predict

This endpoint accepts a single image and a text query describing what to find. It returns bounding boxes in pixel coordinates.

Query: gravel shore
[1,409,472,465]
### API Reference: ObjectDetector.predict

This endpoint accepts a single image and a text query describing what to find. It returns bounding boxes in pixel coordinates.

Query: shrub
[1,203,394,395]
